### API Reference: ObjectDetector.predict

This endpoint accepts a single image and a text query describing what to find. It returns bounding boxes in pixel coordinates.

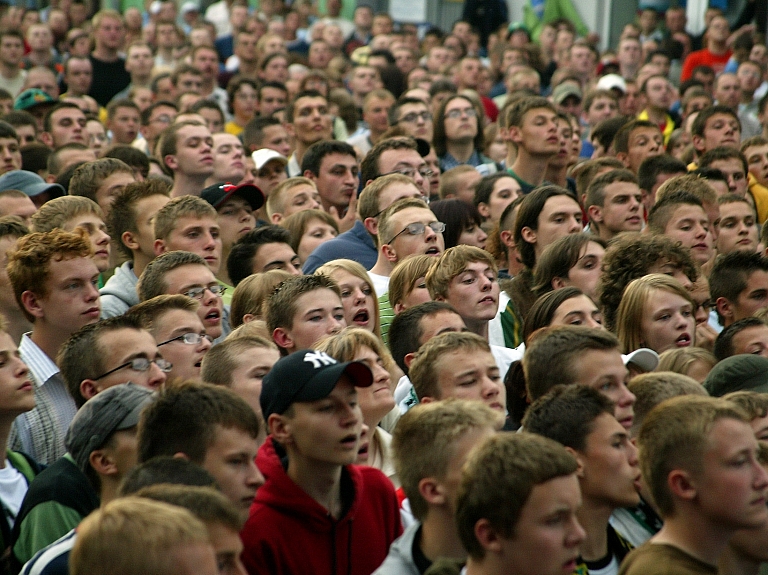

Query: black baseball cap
[201,182,264,211]
[260,349,373,419]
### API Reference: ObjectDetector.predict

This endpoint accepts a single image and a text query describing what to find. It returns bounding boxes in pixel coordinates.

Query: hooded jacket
[99,261,139,319]
[241,438,402,575]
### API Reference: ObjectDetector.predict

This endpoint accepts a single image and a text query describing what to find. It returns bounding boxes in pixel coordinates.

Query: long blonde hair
[316,259,382,339]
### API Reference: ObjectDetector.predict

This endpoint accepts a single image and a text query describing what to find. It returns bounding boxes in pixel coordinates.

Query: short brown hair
[69,158,134,203]
[136,251,208,301]
[30,195,103,233]
[230,270,293,328]
[426,245,497,301]
[628,371,708,436]
[108,179,171,260]
[126,294,199,335]
[264,274,341,339]
[201,335,277,387]
[153,195,217,241]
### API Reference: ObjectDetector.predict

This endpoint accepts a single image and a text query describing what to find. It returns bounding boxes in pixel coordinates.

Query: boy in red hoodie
[241,349,402,575]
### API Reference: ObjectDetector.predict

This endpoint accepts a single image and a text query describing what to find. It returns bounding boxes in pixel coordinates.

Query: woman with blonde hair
[315,327,399,486]
[280,209,339,264]
[616,273,696,354]
[316,259,381,339]
[657,347,717,383]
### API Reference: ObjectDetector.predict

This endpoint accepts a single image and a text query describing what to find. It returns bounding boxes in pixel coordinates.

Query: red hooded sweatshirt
[241,437,402,575]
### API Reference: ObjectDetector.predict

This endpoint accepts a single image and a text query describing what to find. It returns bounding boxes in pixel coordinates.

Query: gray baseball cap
[65,383,155,473]
[0,170,64,199]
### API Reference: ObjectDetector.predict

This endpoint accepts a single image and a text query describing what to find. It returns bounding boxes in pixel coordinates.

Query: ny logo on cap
[304,351,337,369]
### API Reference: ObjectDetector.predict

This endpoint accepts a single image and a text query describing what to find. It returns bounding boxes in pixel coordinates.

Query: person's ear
[473,518,503,553]
[477,202,490,219]
[39,132,54,148]
[668,468,697,502]
[587,204,603,225]
[499,229,514,248]
[269,413,291,444]
[20,291,44,320]
[418,477,446,505]
[616,151,630,168]
[716,297,733,321]
[270,213,283,224]
[507,125,522,144]
[404,352,416,368]
[691,134,705,155]
[420,396,435,404]
[80,380,100,402]
[122,231,140,252]
[272,327,294,351]
[363,216,378,237]
[153,238,167,256]
[89,448,118,477]
[551,277,567,290]
[564,446,585,477]
[520,225,537,246]
[381,243,398,263]
[164,154,179,171]
[242,313,255,323]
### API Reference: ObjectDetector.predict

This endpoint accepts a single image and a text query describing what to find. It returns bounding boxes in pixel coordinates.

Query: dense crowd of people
[1,0,768,574]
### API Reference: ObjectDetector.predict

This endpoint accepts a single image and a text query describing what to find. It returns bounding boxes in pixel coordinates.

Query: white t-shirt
[0,462,29,528]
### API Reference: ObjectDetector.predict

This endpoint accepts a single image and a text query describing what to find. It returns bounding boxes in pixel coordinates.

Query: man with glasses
[389,96,434,144]
[128,295,213,383]
[368,196,444,297]
[360,137,431,197]
[6,229,101,464]
[137,251,228,342]
[434,94,496,175]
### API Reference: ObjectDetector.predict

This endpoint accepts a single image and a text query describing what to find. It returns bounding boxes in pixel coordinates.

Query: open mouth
[205,309,221,323]
[676,333,691,346]
[425,246,440,255]
[353,309,369,324]
[340,433,358,449]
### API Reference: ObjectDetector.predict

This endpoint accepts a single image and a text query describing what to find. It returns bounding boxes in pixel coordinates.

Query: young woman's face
[550,294,603,329]
[639,288,695,353]
[330,268,376,334]
[565,241,605,301]
[458,219,488,250]
[297,218,337,263]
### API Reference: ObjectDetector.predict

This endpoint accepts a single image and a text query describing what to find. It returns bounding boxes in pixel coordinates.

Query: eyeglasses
[444,107,477,120]
[183,285,226,299]
[150,114,173,125]
[694,300,712,314]
[158,332,214,347]
[93,357,173,381]
[381,166,434,180]
[386,221,445,245]
[398,111,432,124]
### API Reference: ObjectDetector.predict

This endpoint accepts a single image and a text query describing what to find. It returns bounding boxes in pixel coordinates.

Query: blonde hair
[266,177,316,219]
[616,274,695,353]
[657,347,717,379]
[628,371,708,436]
[388,255,436,310]
[426,245,498,301]
[31,196,104,233]
[70,497,211,575]
[227,319,272,340]
[230,269,293,328]
[315,259,382,338]
[280,209,338,256]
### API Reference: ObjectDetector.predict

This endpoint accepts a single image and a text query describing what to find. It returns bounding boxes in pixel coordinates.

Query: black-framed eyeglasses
[93,357,173,381]
[158,332,214,347]
[380,166,434,180]
[183,285,226,299]
[694,300,712,314]
[444,107,477,119]
[386,221,445,245]
[397,111,432,124]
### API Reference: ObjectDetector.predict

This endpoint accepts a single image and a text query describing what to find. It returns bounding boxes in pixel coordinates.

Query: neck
[645,106,668,123]
[30,323,68,365]
[576,499,614,562]
[0,62,19,78]
[286,456,345,518]
[200,78,215,96]
[92,46,118,61]
[0,307,32,346]
[708,39,727,54]
[621,63,639,79]
[158,46,173,60]
[463,317,489,340]
[719,545,761,575]
[0,415,15,469]
[741,92,755,104]
[446,140,475,163]
[217,247,233,285]
[651,513,732,567]
[131,74,151,87]
[544,163,568,187]
[369,253,393,277]
[239,60,259,76]
[294,141,313,167]
[370,127,385,145]
[99,477,121,508]
[504,146,516,169]
[171,172,209,197]
[511,151,551,185]
[421,508,467,561]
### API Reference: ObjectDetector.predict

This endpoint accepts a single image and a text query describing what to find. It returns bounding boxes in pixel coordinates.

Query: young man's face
[211,133,246,183]
[496,473,584,575]
[128,194,170,259]
[663,204,714,266]
[731,324,768,358]
[622,127,663,173]
[166,124,215,177]
[44,106,87,147]
[716,201,758,255]
[0,194,35,226]
[592,181,643,237]
[640,288,696,354]
[384,207,444,262]
[276,376,363,465]
[217,196,255,250]
[156,216,222,274]
[275,184,320,221]
[162,264,224,339]
[251,242,301,275]
[744,144,768,186]
[577,412,640,509]
[90,328,167,393]
[153,308,212,382]
[0,136,21,175]
[0,330,35,416]
[202,424,263,519]
[207,522,247,575]
[30,256,101,333]
[108,106,140,144]
[256,124,291,158]
[289,96,332,146]
[510,107,559,157]
[258,87,287,117]
[725,270,768,324]
[442,261,500,323]
[478,177,521,224]
[644,77,673,111]
[570,349,635,430]
[696,113,741,152]
[429,347,506,412]
[562,241,605,302]
[585,97,618,127]
[443,98,478,142]
[307,153,359,213]
[275,288,345,352]
[375,149,428,196]
[63,214,111,273]
[694,417,768,530]
[708,158,748,197]
[228,346,281,418]
[524,195,582,258]
[95,171,136,217]
[395,102,433,142]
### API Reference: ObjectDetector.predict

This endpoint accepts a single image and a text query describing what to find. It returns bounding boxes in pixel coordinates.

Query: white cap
[252,148,288,170]
[596,73,627,94]
[181,1,200,14]
[622,348,659,373]
[149,1,162,14]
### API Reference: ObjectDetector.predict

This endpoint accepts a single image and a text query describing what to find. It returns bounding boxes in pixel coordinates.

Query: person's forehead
[445,98,473,110]
[391,206,435,226]
[542,194,579,212]
[320,152,357,169]
[156,307,204,330]
[294,96,327,110]
[670,203,707,220]
[379,148,422,168]
[165,264,216,287]
[173,216,218,231]
[52,107,85,121]
[213,133,240,146]
[178,124,212,141]
[399,102,428,115]
[705,113,738,127]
